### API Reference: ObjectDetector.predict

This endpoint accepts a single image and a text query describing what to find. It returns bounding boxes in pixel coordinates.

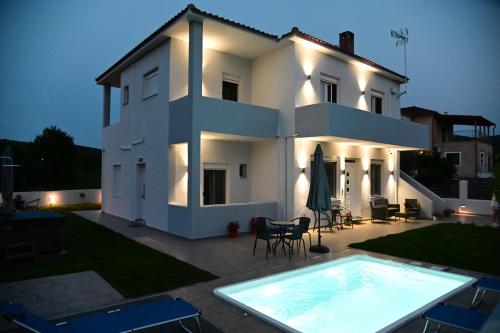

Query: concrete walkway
[0,271,123,319]
[72,211,498,332]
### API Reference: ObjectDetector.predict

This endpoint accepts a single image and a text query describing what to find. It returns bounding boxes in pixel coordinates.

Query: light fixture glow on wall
[49,195,57,206]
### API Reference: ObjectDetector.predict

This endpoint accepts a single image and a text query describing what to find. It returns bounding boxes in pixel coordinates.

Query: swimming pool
[213,255,475,333]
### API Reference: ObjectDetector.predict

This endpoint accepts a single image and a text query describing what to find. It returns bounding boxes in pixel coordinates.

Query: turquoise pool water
[213,255,475,333]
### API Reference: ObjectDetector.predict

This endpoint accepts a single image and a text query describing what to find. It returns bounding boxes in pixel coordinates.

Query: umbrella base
[309,245,330,253]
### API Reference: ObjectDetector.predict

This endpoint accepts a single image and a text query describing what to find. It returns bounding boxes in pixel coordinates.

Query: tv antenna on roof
[390,28,408,98]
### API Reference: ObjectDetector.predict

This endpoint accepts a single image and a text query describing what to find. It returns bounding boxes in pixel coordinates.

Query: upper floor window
[122,85,129,105]
[371,91,383,115]
[222,72,239,102]
[320,76,338,103]
[143,68,159,99]
[444,152,461,166]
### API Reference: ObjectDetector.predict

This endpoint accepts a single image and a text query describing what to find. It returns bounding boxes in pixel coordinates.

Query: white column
[187,12,203,98]
[103,85,111,128]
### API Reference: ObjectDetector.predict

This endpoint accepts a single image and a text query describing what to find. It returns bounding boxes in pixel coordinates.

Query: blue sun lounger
[422,303,489,333]
[1,298,202,333]
[472,277,500,306]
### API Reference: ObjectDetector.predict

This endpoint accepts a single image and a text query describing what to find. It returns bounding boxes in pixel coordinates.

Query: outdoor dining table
[270,220,296,255]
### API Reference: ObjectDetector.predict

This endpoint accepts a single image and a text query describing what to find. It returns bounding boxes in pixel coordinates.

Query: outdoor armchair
[284,223,307,260]
[370,198,400,222]
[290,216,312,247]
[404,199,420,218]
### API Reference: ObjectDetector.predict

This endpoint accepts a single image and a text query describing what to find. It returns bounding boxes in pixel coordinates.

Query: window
[122,85,129,105]
[143,68,159,99]
[239,164,247,178]
[203,169,226,205]
[320,76,338,103]
[371,93,383,114]
[370,163,381,195]
[444,152,461,166]
[222,73,239,101]
[311,160,337,197]
[112,165,121,196]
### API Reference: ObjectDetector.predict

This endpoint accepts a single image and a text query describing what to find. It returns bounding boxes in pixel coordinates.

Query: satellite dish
[390,27,409,98]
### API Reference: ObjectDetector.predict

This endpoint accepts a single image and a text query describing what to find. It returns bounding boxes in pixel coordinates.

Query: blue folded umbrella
[1,298,202,333]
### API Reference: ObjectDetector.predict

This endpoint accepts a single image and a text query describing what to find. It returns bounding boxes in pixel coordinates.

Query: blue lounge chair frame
[472,277,500,306]
[1,298,202,333]
[422,303,489,333]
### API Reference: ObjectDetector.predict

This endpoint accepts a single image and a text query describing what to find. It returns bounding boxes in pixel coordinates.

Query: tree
[407,153,457,182]
[33,126,76,189]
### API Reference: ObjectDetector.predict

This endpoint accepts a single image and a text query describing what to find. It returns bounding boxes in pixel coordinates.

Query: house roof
[402,106,495,127]
[96,4,405,83]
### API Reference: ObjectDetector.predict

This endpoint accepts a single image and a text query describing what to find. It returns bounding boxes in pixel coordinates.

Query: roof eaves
[95,4,279,83]
[282,28,407,81]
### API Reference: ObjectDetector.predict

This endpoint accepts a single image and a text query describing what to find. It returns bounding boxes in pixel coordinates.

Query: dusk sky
[1,0,499,148]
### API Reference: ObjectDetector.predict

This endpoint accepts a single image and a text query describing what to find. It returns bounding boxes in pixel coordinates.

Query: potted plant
[249,217,257,234]
[227,221,240,238]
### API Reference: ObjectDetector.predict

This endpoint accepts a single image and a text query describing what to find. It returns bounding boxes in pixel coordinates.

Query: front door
[344,161,360,216]
[203,169,226,205]
[136,163,146,221]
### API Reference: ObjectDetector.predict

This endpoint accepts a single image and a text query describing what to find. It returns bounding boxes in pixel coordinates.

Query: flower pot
[230,231,239,238]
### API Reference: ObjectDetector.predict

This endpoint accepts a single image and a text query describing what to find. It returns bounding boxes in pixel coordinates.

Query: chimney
[339,31,354,54]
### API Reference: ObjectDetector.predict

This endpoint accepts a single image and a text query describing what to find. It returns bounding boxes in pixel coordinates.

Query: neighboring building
[96,4,428,239]
[402,106,496,178]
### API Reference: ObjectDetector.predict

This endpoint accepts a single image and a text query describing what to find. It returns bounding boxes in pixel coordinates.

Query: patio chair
[472,276,500,306]
[290,216,312,247]
[405,199,420,218]
[253,217,278,260]
[370,198,400,223]
[421,303,489,333]
[1,298,202,333]
[284,223,307,260]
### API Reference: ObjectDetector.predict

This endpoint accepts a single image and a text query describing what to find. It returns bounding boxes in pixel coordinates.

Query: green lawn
[0,206,216,297]
[350,223,500,276]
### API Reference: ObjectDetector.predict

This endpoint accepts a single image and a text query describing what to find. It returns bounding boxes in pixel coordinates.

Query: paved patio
[67,211,498,333]
[1,211,496,332]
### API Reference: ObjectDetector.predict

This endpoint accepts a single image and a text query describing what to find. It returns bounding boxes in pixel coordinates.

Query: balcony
[295,103,429,149]
[170,96,279,142]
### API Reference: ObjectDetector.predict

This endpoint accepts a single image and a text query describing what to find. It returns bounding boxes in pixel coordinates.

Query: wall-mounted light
[306,74,311,80]
[459,204,467,208]
[360,90,365,96]
[341,169,346,175]
[364,170,369,175]
[390,170,394,176]
[49,195,57,206]
[301,168,306,174]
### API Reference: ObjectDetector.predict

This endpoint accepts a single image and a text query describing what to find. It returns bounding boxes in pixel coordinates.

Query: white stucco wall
[294,42,401,119]
[200,139,251,204]
[169,38,188,101]
[202,48,252,104]
[250,140,280,203]
[294,138,398,219]
[102,41,170,231]
[14,189,101,207]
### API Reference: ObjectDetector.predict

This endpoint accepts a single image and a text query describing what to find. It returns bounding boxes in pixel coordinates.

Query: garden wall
[14,189,101,207]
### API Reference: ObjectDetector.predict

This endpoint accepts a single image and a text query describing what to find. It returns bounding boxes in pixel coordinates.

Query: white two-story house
[96,4,429,239]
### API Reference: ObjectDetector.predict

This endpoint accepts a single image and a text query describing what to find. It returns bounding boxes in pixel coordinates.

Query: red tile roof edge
[402,106,495,126]
[96,4,405,83]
